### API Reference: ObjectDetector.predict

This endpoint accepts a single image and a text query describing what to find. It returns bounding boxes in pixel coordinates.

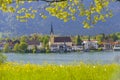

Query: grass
[0,62,120,80]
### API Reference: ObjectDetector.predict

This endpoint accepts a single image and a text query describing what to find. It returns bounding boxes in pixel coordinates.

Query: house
[83,40,98,50]
[113,40,120,51]
[50,36,72,46]
[0,39,15,50]
[50,44,59,52]
[49,24,72,52]
[49,36,73,52]
[101,42,113,50]
[1,40,7,45]
[101,39,114,50]
[72,44,83,51]
[27,40,42,50]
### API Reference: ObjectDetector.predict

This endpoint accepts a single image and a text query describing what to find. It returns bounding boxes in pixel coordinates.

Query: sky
[0,1,120,37]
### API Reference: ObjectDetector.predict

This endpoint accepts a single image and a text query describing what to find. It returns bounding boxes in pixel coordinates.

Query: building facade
[49,24,72,52]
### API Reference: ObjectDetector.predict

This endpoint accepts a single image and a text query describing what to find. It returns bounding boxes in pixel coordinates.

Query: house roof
[101,42,115,45]
[27,40,40,45]
[114,41,120,45]
[83,40,98,43]
[54,37,72,42]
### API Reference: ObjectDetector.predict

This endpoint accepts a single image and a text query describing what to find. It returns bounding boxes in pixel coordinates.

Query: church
[49,24,73,52]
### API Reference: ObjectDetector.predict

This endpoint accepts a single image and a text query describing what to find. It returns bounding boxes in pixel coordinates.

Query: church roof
[54,37,72,42]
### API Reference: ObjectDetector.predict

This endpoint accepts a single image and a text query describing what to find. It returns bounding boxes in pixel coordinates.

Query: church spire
[50,23,54,35]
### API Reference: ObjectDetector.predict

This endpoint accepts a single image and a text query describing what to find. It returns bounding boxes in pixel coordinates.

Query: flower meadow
[0,62,120,80]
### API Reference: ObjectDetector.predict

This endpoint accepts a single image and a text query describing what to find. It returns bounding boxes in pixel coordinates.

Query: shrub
[0,53,7,64]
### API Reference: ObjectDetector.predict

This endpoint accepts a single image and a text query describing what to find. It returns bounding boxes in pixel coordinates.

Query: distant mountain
[0,2,120,37]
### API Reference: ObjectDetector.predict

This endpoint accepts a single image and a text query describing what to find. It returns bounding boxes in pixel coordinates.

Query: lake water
[4,51,120,64]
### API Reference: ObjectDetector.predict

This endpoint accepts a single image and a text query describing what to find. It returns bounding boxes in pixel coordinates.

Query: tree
[116,32,120,39]
[13,43,20,53]
[3,43,10,53]
[75,35,82,45]
[0,53,7,64]
[96,34,103,42]
[0,0,117,28]
[42,36,49,48]
[110,33,118,41]
[32,45,38,53]
[19,42,28,53]
[20,36,28,42]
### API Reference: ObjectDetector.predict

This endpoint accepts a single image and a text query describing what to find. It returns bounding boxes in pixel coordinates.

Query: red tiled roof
[101,42,116,45]
[54,37,72,42]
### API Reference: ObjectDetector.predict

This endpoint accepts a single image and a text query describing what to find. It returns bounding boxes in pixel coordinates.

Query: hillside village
[0,24,120,53]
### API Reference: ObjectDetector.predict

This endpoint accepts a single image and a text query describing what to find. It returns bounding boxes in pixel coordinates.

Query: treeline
[0,32,120,53]
[0,34,50,53]
[73,32,120,44]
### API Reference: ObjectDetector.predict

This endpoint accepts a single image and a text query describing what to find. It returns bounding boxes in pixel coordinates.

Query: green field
[0,63,120,80]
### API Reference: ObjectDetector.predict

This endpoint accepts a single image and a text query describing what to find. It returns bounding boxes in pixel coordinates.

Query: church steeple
[49,23,54,47]
[50,23,54,35]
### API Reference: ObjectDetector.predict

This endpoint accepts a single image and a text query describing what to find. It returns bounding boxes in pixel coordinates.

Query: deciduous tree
[3,43,10,53]
[13,43,20,52]
[0,0,118,28]
[19,42,28,53]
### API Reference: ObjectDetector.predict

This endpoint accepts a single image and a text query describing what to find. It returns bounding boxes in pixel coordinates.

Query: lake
[4,51,120,64]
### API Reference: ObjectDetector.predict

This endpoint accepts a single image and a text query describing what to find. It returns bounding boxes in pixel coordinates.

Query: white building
[72,45,83,51]
[83,40,98,50]
[49,36,72,52]
[27,40,42,50]
[113,40,120,51]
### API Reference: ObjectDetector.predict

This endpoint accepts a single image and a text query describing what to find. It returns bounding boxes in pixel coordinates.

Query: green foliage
[20,36,27,42]
[13,43,19,53]
[98,47,103,51]
[32,46,37,53]
[45,0,114,28]
[46,49,51,53]
[0,32,120,53]
[0,53,7,64]
[3,43,10,53]
[110,33,119,41]
[42,36,49,48]
[96,34,103,42]
[116,32,120,39]
[19,42,28,53]
[75,35,83,45]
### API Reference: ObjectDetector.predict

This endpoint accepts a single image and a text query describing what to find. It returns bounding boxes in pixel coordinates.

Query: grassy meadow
[0,62,120,80]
